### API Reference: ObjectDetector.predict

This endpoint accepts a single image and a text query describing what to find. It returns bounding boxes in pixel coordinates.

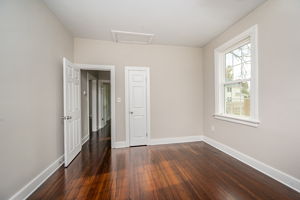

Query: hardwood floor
[29,128,300,200]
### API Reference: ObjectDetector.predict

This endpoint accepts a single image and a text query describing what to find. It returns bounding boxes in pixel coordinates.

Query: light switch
[116,97,121,103]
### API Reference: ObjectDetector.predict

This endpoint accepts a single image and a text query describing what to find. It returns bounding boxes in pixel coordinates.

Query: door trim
[79,64,116,148]
[125,66,151,146]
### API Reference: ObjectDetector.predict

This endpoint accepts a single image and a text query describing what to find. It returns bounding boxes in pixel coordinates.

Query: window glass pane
[241,43,251,79]
[224,81,250,117]
[232,48,241,66]
[225,53,234,81]
[242,43,251,61]
[242,63,251,79]
[225,42,251,81]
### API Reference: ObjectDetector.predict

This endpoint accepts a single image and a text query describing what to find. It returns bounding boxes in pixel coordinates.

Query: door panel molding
[63,58,82,167]
[125,66,150,147]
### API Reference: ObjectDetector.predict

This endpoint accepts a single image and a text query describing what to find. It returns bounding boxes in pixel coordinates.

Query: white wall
[0,0,73,199]
[203,0,300,179]
[80,70,89,139]
[74,39,204,142]
[91,80,98,132]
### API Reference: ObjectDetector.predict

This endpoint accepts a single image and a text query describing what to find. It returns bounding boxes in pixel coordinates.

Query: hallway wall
[81,71,89,140]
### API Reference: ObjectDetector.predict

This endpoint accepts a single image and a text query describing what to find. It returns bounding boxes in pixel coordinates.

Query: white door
[127,68,149,146]
[63,58,82,167]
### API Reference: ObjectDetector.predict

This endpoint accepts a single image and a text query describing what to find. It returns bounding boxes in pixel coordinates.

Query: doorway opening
[63,58,115,167]
[81,70,112,147]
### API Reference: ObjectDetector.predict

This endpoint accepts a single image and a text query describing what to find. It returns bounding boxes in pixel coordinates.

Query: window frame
[214,25,259,127]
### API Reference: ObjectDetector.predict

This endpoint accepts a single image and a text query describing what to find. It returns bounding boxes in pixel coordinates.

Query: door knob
[130,112,133,114]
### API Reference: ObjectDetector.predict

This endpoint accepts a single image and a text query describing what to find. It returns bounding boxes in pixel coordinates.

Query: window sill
[213,114,260,127]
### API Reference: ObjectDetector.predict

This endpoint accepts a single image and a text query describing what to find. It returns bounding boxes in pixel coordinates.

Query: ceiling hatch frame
[111,30,154,45]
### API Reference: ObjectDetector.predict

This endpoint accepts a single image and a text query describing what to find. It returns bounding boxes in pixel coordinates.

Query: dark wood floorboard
[28,127,300,200]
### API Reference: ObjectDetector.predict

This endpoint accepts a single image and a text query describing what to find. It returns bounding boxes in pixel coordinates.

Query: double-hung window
[214,25,259,127]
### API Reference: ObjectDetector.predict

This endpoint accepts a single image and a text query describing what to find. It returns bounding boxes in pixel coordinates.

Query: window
[214,25,259,127]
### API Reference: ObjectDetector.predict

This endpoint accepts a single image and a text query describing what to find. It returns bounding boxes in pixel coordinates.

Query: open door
[63,58,82,167]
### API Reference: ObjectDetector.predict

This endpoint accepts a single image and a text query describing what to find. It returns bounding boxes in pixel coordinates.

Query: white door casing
[125,67,150,146]
[63,58,82,167]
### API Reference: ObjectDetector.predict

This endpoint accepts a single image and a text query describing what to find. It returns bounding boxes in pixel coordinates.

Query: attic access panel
[111,30,154,44]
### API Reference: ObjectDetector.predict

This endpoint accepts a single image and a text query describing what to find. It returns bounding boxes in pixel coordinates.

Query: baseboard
[149,136,203,145]
[113,136,203,148]
[9,155,64,200]
[113,141,128,148]
[203,136,300,193]
[81,134,89,146]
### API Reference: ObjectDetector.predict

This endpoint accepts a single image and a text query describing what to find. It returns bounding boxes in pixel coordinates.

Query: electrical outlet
[211,125,215,132]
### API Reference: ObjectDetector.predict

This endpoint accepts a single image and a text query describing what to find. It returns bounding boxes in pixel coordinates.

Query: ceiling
[43,0,266,47]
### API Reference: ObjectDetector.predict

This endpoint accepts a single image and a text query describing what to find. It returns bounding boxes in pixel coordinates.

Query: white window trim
[214,25,259,127]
